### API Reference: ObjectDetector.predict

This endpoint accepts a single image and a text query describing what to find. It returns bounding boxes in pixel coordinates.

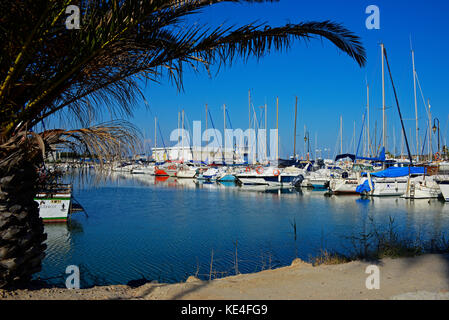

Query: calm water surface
[35,171,449,287]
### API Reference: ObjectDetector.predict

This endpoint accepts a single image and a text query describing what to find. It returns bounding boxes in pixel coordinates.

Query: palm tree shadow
[132,280,210,300]
[393,253,449,288]
[170,281,210,300]
[107,278,210,300]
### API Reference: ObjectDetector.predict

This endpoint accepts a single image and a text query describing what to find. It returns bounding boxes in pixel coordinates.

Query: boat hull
[330,179,359,194]
[35,194,71,223]
[176,170,197,178]
[370,178,408,197]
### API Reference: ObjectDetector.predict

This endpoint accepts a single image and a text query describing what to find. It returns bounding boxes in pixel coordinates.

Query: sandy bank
[2,254,449,300]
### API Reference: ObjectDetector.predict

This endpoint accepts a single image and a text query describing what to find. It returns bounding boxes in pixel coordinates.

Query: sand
[1,254,449,300]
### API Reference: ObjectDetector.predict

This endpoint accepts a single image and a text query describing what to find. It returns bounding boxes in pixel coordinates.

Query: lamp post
[432,118,440,154]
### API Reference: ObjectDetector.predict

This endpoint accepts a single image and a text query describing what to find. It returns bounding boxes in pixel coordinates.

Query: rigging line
[225,109,240,160]
[376,128,383,155]
[157,120,169,161]
[207,108,223,160]
[384,48,413,165]
[183,112,194,160]
[225,109,233,130]
[421,126,428,156]
[251,102,260,131]
[355,111,367,159]
[415,72,430,118]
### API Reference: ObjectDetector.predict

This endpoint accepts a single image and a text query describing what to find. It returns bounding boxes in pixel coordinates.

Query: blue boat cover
[218,175,236,182]
[365,166,426,178]
[356,180,373,194]
[356,166,426,193]
[356,147,386,162]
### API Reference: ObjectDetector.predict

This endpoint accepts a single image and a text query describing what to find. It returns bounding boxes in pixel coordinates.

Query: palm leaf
[0,0,366,141]
[0,120,141,169]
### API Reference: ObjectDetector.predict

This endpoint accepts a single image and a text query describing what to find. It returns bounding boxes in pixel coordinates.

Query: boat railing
[37,183,72,195]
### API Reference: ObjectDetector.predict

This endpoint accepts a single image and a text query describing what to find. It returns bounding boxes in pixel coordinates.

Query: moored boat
[176,165,197,178]
[236,166,282,186]
[356,166,426,197]
[35,184,72,223]
[401,175,441,199]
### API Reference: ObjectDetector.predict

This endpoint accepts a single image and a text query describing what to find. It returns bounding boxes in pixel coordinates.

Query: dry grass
[310,249,352,266]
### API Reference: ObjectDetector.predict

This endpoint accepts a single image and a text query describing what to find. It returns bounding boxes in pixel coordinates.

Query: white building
[151,146,249,164]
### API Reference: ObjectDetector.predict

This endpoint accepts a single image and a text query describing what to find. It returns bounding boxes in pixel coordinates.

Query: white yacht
[131,165,155,175]
[401,175,442,199]
[356,166,426,197]
[236,166,282,186]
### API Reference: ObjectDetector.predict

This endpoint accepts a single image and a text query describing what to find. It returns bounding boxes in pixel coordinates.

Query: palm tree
[0,0,366,288]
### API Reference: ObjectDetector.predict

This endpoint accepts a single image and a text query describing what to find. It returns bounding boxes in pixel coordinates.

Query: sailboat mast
[412,48,419,162]
[393,126,396,158]
[223,104,226,163]
[178,111,181,159]
[265,103,267,164]
[353,121,356,154]
[340,115,343,154]
[383,45,413,164]
[204,104,207,164]
[381,43,386,156]
[293,96,298,159]
[154,117,157,162]
[304,125,306,159]
[205,104,208,133]
[248,90,252,164]
[367,83,371,157]
[428,99,432,161]
[276,97,279,161]
[252,106,257,164]
[181,109,184,162]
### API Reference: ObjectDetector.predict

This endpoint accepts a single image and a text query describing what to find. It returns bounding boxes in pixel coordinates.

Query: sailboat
[356,166,426,196]
[354,43,424,197]
[401,174,442,199]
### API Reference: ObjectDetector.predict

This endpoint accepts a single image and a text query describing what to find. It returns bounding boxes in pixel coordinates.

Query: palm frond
[0,120,141,169]
[42,120,142,163]
[0,0,366,140]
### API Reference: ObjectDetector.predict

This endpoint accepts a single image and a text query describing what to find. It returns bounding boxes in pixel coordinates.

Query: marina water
[35,171,449,288]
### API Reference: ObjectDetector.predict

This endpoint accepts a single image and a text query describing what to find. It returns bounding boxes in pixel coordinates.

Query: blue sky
[130,0,449,158]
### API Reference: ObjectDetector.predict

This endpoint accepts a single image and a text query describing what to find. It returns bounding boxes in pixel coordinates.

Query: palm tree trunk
[0,151,47,288]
